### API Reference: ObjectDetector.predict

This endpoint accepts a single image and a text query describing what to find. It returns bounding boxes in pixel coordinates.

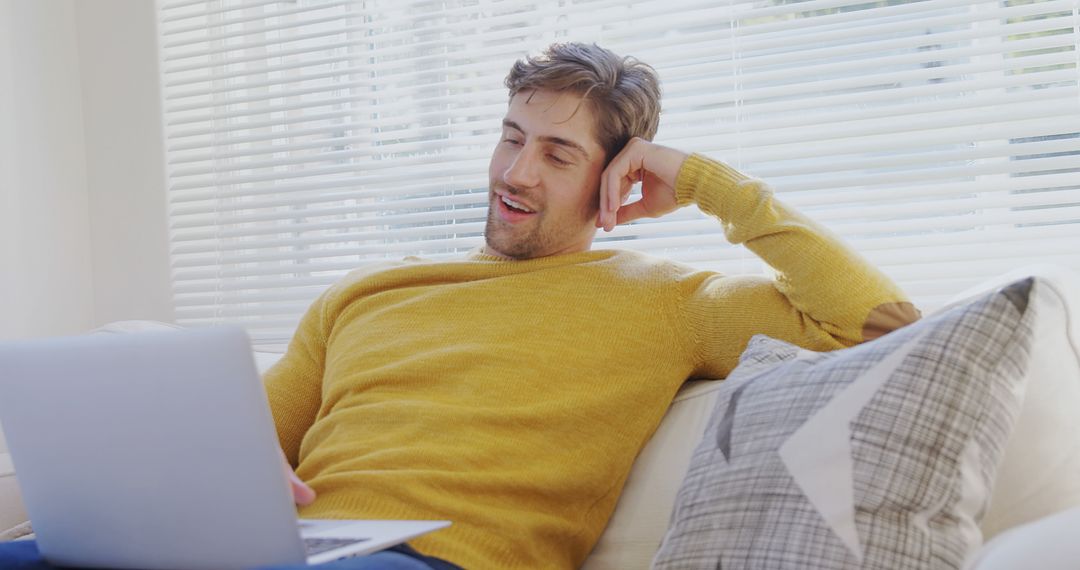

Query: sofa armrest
[0,452,28,533]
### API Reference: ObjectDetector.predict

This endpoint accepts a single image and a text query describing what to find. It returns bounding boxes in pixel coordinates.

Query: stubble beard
[483,181,600,260]
[483,190,551,260]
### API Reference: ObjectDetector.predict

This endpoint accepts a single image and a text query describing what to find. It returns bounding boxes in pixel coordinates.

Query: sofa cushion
[0,450,27,533]
[580,380,722,569]
[968,505,1080,570]
[942,264,1080,538]
[653,278,1038,569]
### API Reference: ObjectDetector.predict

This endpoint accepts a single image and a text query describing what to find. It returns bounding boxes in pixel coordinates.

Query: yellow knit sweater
[263,155,917,569]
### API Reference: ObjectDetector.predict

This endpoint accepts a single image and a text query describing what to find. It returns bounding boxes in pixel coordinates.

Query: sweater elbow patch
[861,301,922,341]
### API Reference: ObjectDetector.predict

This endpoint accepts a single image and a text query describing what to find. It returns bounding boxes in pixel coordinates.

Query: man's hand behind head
[598,138,689,232]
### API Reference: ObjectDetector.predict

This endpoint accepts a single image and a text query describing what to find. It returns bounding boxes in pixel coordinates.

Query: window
[157,0,1080,346]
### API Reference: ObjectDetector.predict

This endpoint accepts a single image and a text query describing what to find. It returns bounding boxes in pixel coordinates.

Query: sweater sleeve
[262,286,333,467]
[675,153,920,379]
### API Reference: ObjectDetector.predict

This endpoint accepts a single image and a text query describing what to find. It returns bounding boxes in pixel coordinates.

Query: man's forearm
[675,153,919,344]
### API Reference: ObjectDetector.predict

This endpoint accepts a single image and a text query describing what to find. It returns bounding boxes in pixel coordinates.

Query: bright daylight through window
[157,0,1080,346]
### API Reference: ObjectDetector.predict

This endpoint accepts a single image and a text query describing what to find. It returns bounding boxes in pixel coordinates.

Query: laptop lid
[0,326,319,569]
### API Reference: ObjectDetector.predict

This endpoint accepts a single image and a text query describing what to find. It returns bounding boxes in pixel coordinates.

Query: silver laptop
[0,326,449,569]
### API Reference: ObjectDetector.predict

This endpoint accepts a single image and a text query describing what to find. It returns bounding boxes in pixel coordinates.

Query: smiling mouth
[500,195,535,214]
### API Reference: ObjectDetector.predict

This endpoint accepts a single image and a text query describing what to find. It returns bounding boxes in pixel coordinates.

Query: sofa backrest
[583,264,1080,569]
[943,264,1080,538]
[3,266,1079,567]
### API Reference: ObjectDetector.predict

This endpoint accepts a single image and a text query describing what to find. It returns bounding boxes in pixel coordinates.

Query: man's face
[484,89,608,260]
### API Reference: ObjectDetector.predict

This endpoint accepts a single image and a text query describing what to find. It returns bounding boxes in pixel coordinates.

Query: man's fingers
[286,467,316,506]
[598,139,688,231]
[599,138,656,231]
[290,475,317,506]
[603,165,621,231]
[599,166,608,226]
[280,448,316,506]
[602,165,640,231]
[613,174,637,230]
[615,200,650,226]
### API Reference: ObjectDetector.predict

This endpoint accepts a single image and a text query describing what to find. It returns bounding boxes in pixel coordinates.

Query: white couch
[2,265,1079,568]
[0,428,27,534]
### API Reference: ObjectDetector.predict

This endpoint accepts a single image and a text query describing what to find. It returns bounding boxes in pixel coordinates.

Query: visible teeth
[501,195,534,213]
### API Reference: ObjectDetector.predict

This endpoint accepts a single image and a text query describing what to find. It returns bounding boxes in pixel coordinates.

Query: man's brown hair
[504,42,662,163]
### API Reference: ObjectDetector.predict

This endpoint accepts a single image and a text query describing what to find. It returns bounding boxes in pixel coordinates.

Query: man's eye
[503,138,522,146]
[548,154,570,165]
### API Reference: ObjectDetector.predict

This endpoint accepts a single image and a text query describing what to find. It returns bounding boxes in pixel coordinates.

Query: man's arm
[263,287,333,468]
[600,138,919,377]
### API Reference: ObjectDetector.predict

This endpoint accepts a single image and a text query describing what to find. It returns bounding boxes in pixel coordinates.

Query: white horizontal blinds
[159,0,607,345]
[604,0,1080,310]
[160,0,377,344]
[158,0,1080,345]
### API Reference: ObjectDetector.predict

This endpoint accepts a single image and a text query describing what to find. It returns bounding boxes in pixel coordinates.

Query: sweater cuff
[674,153,754,215]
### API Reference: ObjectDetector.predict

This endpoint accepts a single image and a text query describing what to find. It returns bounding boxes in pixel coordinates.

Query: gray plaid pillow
[653,277,1038,570]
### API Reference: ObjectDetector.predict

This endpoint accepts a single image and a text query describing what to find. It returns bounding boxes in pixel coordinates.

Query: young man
[0,43,916,570]
[265,42,918,569]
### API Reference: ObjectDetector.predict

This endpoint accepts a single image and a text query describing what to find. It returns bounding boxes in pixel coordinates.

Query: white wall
[0,0,173,340]
[75,0,174,328]
[0,0,95,340]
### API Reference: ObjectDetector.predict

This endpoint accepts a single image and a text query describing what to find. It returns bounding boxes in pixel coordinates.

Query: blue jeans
[0,540,462,570]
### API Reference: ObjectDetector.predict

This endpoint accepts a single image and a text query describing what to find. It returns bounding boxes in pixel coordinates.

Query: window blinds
[157,0,1080,346]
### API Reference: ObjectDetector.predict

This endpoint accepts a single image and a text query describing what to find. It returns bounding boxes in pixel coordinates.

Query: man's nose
[503,145,540,189]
